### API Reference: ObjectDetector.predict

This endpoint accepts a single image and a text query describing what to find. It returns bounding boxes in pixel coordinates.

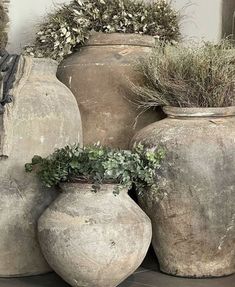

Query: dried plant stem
[132,41,235,108]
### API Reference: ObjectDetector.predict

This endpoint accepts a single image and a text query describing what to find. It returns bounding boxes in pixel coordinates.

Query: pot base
[0,271,52,278]
[159,266,235,279]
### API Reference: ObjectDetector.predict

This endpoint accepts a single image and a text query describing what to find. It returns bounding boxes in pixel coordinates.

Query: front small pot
[38,183,152,287]
[132,106,235,278]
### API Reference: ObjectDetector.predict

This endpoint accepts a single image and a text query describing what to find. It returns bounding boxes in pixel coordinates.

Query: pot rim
[163,106,235,118]
[85,32,155,48]
[59,182,127,193]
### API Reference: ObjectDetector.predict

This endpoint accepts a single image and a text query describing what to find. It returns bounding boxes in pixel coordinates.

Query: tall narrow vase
[0,56,82,277]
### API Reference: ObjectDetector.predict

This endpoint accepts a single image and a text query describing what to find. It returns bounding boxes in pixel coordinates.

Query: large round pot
[38,183,152,287]
[132,106,235,278]
[0,56,82,277]
[57,32,162,149]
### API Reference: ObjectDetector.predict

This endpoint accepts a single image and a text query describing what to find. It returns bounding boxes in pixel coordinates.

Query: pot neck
[163,106,235,119]
[21,56,58,79]
[59,183,127,194]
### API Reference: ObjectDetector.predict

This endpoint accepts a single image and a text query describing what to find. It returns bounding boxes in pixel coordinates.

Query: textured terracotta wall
[0,0,9,49]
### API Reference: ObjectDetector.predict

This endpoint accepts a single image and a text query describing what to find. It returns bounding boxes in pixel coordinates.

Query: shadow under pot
[37,183,152,287]
[132,106,235,278]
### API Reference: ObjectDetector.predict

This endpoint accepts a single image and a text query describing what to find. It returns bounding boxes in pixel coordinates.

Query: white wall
[172,0,223,42]
[6,0,233,53]
[6,0,71,53]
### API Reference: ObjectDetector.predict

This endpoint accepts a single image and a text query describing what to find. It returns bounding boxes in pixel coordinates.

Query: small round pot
[38,183,152,287]
[132,106,235,278]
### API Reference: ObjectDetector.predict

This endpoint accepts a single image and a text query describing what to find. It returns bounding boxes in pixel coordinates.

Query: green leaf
[25,143,165,194]
[25,163,33,172]
[32,155,43,165]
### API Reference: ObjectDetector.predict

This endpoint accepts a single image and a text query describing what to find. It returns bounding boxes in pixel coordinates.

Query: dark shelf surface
[0,251,234,287]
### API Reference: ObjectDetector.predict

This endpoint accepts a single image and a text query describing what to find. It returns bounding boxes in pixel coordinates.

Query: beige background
[6,0,71,53]
[6,0,235,54]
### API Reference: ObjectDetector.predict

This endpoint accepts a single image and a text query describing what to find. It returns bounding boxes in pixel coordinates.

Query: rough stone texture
[0,0,8,49]
[0,56,82,277]
[132,106,235,278]
[57,32,162,149]
[38,183,152,287]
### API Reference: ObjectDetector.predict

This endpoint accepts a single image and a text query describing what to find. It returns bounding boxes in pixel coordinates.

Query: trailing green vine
[25,143,165,194]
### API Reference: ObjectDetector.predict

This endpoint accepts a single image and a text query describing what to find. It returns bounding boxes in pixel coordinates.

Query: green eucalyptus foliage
[24,0,180,61]
[132,40,235,108]
[25,144,164,194]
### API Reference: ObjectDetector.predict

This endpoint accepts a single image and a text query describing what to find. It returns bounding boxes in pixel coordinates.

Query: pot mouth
[23,55,59,66]
[163,106,235,118]
[22,56,59,76]
[85,32,155,48]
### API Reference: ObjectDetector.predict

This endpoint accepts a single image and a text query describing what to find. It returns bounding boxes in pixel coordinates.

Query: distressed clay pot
[38,183,152,287]
[0,56,82,277]
[132,106,235,278]
[57,32,162,149]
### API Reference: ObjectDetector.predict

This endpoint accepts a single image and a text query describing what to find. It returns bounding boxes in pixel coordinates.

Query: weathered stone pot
[132,106,235,278]
[0,56,82,277]
[57,32,162,149]
[38,183,152,287]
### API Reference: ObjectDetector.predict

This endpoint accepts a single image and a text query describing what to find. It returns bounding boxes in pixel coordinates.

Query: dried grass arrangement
[132,41,235,108]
